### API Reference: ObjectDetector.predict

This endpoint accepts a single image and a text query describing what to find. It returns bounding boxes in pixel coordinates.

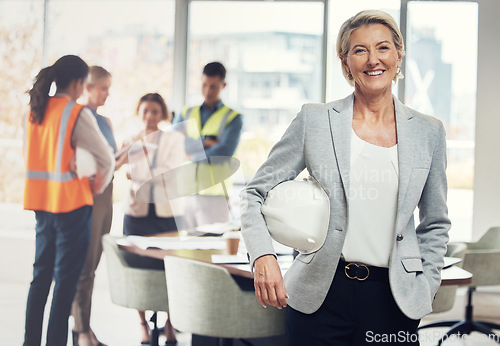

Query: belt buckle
[344,263,370,281]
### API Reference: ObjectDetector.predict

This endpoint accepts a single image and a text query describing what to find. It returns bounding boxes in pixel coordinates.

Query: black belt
[337,259,389,282]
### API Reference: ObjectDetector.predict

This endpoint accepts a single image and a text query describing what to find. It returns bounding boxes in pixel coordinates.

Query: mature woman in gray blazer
[240,9,450,345]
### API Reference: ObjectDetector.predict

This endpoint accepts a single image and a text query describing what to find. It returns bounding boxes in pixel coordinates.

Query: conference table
[118,233,472,346]
[117,232,472,286]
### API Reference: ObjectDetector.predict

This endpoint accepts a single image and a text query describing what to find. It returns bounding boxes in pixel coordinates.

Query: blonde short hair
[88,66,111,85]
[336,10,405,86]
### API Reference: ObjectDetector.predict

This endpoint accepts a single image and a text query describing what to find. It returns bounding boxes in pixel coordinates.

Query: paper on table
[211,254,249,264]
[195,221,241,235]
[125,235,226,250]
[443,257,462,269]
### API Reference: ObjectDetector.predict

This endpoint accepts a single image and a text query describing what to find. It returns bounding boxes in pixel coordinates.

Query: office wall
[472,0,500,239]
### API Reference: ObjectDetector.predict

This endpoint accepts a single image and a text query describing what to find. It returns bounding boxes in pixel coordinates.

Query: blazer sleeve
[415,121,451,298]
[240,105,307,271]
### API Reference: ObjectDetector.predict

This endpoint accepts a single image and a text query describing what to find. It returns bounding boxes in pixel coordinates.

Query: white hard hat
[75,147,97,178]
[261,177,330,254]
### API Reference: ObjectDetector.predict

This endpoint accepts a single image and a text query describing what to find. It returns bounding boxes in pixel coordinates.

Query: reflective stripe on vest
[55,101,75,173]
[217,108,235,138]
[24,98,93,212]
[25,170,76,182]
[183,105,239,139]
[181,105,240,197]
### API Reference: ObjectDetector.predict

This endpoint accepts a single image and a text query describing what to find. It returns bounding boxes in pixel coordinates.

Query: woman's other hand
[114,142,130,170]
[254,254,288,309]
[115,150,129,170]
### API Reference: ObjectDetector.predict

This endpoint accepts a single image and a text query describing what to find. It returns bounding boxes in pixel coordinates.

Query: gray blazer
[240,93,451,320]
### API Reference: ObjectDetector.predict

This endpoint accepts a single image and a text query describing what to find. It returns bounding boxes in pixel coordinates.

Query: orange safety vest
[23,97,93,213]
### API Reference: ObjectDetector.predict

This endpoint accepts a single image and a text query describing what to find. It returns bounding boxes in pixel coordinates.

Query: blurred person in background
[71,66,120,346]
[122,93,185,345]
[173,62,243,229]
[23,55,114,346]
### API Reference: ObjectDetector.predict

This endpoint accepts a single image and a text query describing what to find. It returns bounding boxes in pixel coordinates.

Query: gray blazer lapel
[327,94,415,229]
[394,97,415,225]
[328,94,354,197]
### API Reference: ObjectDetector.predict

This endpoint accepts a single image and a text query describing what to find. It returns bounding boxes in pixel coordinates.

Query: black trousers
[286,265,420,346]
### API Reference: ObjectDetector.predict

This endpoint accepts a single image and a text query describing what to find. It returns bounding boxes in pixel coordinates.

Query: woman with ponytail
[23,55,114,346]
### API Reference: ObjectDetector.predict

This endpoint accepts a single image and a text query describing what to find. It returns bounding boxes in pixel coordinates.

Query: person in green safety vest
[172,62,243,229]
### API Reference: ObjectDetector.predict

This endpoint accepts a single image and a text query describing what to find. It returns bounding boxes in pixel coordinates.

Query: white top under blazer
[342,129,399,267]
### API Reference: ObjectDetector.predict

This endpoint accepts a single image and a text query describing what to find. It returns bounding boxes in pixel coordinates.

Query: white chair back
[102,234,169,312]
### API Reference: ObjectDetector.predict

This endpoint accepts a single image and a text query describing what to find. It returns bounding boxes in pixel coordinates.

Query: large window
[0,0,481,240]
[187,1,325,180]
[406,1,478,236]
[0,0,44,203]
[46,0,175,145]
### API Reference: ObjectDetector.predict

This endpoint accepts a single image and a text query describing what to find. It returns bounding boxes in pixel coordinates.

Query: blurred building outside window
[406,1,478,238]
[187,1,324,182]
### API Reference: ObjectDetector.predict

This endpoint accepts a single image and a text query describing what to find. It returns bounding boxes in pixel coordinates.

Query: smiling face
[139,100,164,132]
[344,23,402,96]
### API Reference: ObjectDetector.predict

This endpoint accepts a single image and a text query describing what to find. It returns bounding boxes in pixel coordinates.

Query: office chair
[419,227,500,345]
[102,234,169,346]
[418,243,465,330]
[164,255,286,346]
